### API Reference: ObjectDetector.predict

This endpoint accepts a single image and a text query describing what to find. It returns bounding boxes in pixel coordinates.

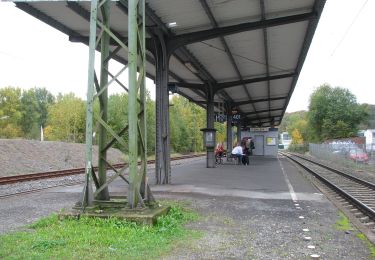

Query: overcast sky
[0,0,374,112]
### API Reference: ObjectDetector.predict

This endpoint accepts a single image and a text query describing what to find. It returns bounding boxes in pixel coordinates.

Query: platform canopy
[15,0,325,127]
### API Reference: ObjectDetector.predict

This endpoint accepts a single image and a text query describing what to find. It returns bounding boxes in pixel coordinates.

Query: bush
[288,143,308,154]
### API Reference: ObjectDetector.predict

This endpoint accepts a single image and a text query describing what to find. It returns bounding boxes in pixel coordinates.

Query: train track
[0,154,204,186]
[281,151,375,235]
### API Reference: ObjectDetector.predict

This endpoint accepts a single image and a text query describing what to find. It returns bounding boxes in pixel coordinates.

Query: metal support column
[206,85,215,168]
[154,33,171,184]
[237,120,242,144]
[226,104,233,161]
[97,0,110,201]
[128,0,146,207]
[82,0,99,207]
[81,0,153,210]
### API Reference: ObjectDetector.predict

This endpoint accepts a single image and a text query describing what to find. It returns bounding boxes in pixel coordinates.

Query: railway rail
[0,154,204,186]
[281,151,375,233]
[0,154,205,198]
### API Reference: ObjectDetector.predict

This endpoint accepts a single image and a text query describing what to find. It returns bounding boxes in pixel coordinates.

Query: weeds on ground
[357,233,375,257]
[334,212,353,231]
[0,205,200,260]
[334,212,375,258]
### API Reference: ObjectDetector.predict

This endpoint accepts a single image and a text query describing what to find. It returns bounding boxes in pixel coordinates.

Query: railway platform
[0,155,372,259]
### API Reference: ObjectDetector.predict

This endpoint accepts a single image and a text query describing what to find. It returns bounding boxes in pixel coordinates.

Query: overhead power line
[331,0,369,56]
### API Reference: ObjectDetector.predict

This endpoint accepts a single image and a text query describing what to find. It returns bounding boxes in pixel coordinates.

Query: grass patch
[357,233,375,257]
[334,212,353,231]
[0,205,201,260]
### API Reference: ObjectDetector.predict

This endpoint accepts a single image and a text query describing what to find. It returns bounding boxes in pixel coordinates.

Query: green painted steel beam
[97,0,110,201]
[127,0,140,208]
[83,0,99,208]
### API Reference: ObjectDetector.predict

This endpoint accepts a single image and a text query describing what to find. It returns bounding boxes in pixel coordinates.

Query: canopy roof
[15,0,326,127]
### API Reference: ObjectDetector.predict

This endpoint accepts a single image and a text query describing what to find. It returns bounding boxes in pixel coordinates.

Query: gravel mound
[0,139,125,176]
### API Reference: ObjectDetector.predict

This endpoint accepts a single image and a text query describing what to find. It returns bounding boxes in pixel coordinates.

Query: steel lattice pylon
[82,0,153,210]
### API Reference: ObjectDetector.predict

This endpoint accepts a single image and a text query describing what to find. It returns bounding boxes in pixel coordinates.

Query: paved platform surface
[0,155,372,259]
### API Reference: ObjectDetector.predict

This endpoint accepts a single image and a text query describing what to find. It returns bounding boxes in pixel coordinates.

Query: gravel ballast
[0,139,124,176]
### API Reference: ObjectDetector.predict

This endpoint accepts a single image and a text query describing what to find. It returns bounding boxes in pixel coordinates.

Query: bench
[228,154,250,165]
[228,154,242,165]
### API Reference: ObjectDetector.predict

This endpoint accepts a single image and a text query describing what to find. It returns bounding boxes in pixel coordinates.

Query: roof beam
[117,0,205,101]
[199,0,260,121]
[244,115,281,122]
[259,0,272,119]
[216,72,295,90]
[168,11,317,51]
[242,117,281,126]
[196,96,286,106]
[174,72,295,90]
[242,107,283,116]
[143,3,236,107]
[234,96,287,106]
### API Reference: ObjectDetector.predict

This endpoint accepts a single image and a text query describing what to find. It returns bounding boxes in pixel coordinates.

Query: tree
[169,95,205,153]
[359,104,375,129]
[291,128,303,145]
[307,84,368,141]
[20,89,39,138]
[45,93,85,142]
[279,111,307,133]
[18,87,55,139]
[34,87,55,128]
[0,87,23,138]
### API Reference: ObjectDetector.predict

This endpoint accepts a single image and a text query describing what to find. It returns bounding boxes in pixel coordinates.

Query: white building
[359,129,375,151]
[279,131,292,150]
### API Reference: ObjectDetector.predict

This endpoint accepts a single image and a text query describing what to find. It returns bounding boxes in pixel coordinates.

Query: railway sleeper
[364,222,375,227]
[359,216,370,223]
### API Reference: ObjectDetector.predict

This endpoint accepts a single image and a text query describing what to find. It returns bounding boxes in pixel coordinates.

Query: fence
[309,143,375,172]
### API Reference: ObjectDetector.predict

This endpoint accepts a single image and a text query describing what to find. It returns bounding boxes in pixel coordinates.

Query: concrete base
[59,197,170,225]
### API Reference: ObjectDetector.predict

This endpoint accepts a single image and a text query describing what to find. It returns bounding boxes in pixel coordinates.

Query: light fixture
[167,22,177,28]
[184,62,198,73]
[200,128,217,148]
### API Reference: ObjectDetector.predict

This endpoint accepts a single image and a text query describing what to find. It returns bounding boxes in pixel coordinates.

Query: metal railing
[309,143,375,172]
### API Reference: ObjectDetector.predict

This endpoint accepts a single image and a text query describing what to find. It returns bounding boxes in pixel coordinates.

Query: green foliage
[169,96,205,153]
[0,206,201,259]
[279,111,307,133]
[0,86,208,155]
[0,87,54,139]
[359,104,375,129]
[45,93,85,142]
[307,84,369,142]
[20,88,39,138]
[287,143,308,154]
[0,87,22,138]
[34,87,55,128]
[279,111,309,144]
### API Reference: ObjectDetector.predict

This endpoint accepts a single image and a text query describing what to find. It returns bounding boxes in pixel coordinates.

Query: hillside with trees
[0,86,210,155]
[281,84,370,146]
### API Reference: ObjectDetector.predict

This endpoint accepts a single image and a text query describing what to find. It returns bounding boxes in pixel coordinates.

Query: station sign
[214,114,226,123]
[214,113,241,123]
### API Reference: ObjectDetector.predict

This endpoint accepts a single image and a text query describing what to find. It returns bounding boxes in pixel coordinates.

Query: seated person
[231,143,243,164]
[215,143,224,158]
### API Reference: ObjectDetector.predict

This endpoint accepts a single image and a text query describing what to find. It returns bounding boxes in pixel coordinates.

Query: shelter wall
[241,129,278,157]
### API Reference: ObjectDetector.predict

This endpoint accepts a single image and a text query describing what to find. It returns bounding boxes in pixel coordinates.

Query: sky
[0,0,374,112]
